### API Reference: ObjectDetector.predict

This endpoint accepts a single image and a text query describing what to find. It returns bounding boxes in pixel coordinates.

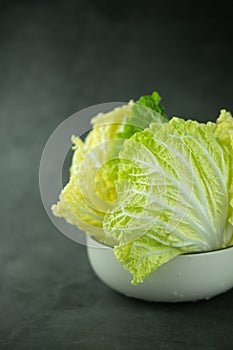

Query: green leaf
[137,91,167,116]
[104,116,233,283]
[52,103,133,243]
[114,236,181,285]
[117,91,169,139]
[215,109,233,232]
[52,92,169,244]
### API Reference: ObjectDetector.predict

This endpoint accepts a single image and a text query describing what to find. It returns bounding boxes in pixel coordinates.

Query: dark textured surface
[1,1,233,349]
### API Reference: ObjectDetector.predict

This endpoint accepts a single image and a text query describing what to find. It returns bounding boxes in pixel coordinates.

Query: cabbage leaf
[52,103,133,243]
[52,92,168,244]
[104,113,233,284]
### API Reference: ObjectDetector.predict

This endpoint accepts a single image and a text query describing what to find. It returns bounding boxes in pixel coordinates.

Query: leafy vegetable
[52,92,168,245]
[117,91,168,139]
[52,89,233,285]
[103,113,233,284]
[52,103,133,243]
[215,109,233,155]
[215,110,233,233]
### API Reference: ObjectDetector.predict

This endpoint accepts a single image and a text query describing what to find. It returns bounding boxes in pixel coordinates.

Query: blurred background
[1,1,233,349]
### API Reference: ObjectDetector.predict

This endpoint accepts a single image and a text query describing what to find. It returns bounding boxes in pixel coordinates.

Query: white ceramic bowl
[86,235,233,302]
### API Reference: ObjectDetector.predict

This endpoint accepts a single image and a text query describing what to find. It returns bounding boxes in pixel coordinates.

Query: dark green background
[1,1,233,349]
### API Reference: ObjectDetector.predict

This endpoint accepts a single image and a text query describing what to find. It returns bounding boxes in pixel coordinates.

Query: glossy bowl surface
[87,235,233,302]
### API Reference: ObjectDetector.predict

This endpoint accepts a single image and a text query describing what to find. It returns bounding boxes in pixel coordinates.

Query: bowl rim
[87,234,233,257]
